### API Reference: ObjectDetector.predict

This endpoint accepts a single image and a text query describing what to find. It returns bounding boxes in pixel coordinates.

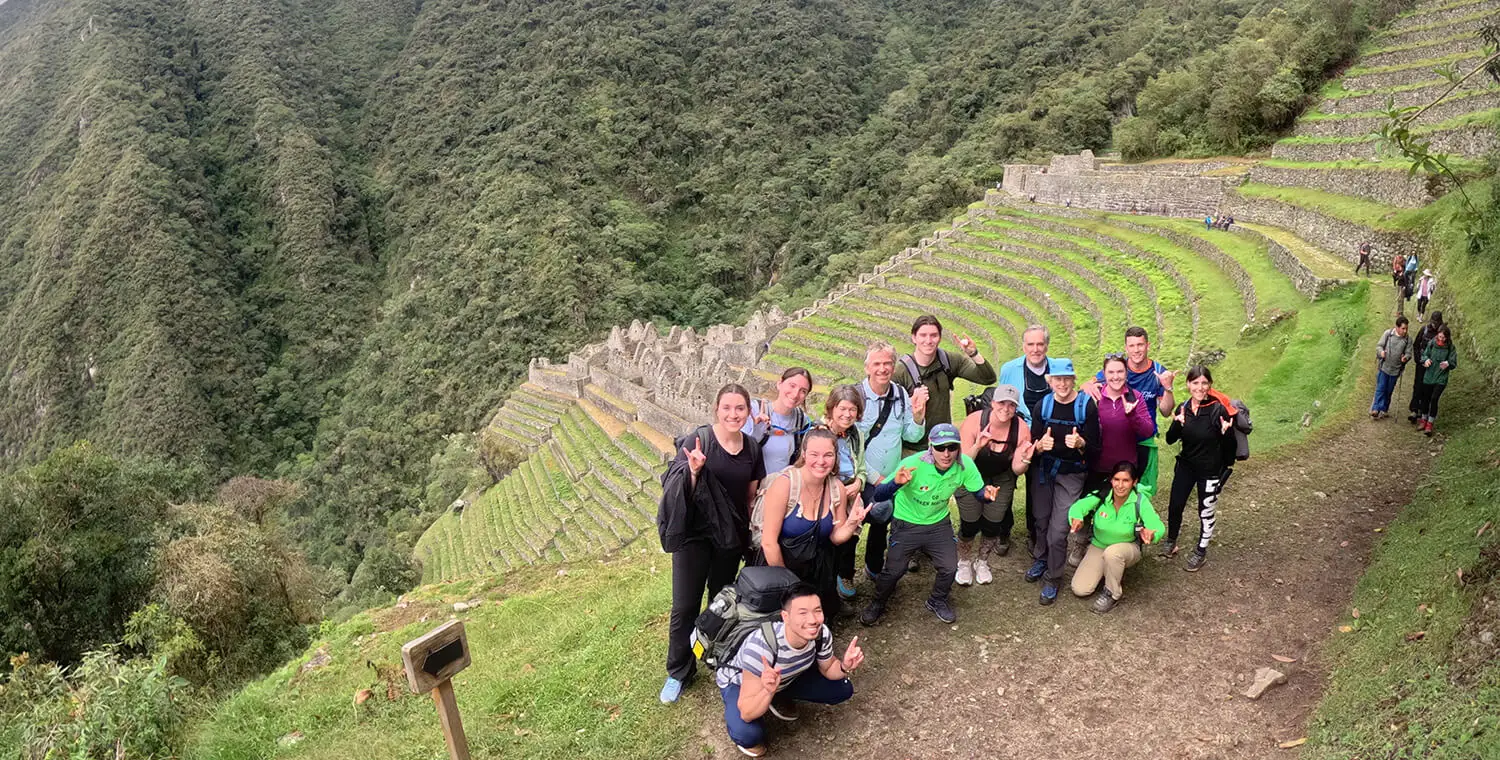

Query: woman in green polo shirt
[1067,461,1164,613]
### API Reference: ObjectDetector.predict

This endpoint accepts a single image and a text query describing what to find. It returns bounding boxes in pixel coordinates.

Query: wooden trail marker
[402,620,472,760]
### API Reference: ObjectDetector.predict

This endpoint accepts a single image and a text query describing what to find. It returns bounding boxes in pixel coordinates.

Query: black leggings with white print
[1166,459,1223,555]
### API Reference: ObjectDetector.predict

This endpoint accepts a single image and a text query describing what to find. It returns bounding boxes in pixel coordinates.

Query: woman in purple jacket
[1070,354,1155,566]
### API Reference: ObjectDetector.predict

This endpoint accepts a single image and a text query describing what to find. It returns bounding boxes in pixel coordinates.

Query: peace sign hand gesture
[841,636,865,672]
[757,657,782,692]
[894,465,917,485]
[1174,406,1187,425]
[846,499,871,526]
[682,438,707,475]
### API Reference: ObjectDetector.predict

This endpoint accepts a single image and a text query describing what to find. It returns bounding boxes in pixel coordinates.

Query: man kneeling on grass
[717,582,866,757]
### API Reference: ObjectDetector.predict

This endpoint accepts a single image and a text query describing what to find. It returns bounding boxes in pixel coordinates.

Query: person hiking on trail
[1415,270,1436,318]
[1204,215,1213,231]
[1391,253,1406,289]
[1370,315,1413,420]
[1408,311,1444,425]
[1070,353,1156,567]
[1024,359,1100,606]
[812,386,872,602]
[850,342,926,584]
[859,423,1000,626]
[660,384,765,704]
[756,429,870,616]
[1356,242,1373,276]
[1068,461,1165,614]
[957,384,1034,584]
[1162,366,1236,573]
[891,314,997,453]
[1402,252,1420,302]
[743,368,814,474]
[1414,325,1457,436]
[716,583,864,758]
[1079,326,1177,500]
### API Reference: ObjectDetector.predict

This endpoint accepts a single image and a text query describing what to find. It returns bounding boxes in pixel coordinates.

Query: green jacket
[1421,342,1457,386]
[1067,489,1165,548]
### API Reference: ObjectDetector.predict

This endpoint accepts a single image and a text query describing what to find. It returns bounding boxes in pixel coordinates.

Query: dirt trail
[695,415,1437,759]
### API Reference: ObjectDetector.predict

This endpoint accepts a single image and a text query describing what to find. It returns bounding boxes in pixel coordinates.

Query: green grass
[1110,216,1305,318]
[1277,109,1500,146]
[1377,5,1500,38]
[1236,183,1423,230]
[1361,29,1480,57]
[951,239,1134,334]
[873,277,1015,355]
[1306,91,1500,122]
[933,245,1118,348]
[965,228,1157,332]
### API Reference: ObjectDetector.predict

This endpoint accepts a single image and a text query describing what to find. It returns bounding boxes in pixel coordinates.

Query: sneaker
[767,696,800,721]
[1379,411,1389,419]
[995,541,1010,557]
[955,559,974,586]
[736,744,767,758]
[859,601,885,626]
[1370,410,1379,419]
[1423,420,1435,437]
[1040,581,1059,605]
[864,566,880,583]
[659,676,685,704]
[836,576,856,600]
[1024,559,1047,583]
[1091,590,1116,614]
[973,559,994,585]
[908,557,921,572]
[926,597,957,623]
[1158,540,1179,559]
[1185,551,1207,572]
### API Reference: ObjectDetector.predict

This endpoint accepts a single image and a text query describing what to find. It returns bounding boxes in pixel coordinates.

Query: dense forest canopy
[0,0,1411,625]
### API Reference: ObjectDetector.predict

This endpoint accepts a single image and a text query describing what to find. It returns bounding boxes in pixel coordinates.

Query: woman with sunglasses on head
[819,386,872,601]
[659,384,766,704]
[1162,366,1236,573]
[956,384,1033,585]
[758,428,871,616]
[744,368,815,474]
[1068,461,1164,613]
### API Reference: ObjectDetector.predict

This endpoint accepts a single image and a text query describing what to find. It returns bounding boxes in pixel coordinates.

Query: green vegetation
[1236,183,1422,229]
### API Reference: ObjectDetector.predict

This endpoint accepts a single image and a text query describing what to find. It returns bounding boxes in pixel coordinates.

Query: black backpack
[690,566,801,669]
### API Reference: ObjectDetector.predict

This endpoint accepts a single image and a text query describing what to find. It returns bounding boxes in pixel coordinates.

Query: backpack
[1230,399,1252,461]
[1035,393,1092,482]
[690,566,801,669]
[864,386,906,443]
[747,467,840,547]
[751,400,809,463]
[899,350,953,393]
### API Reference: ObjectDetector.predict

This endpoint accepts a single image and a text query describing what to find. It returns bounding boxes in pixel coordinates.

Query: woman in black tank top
[956,384,1035,585]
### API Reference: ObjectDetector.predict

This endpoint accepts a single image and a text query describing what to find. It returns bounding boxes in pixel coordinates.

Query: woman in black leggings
[1162,366,1236,573]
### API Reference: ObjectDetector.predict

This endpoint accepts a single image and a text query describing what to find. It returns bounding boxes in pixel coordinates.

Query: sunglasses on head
[932,443,960,453]
[1104,352,1125,361]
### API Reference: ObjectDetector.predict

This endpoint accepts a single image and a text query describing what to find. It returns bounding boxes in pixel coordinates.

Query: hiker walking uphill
[1415,270,1437,318]
[1025,359,1101,606]
[716,582,865,758]
[859,423,999,626]
[1370,316,1413,420]
[1356,242,1373,276]
[1408,311,1444,425]
[891,315,996,453]
[958,384,1034,584]
[660,384,766,704]
[1081,326,1177,500]
[754,429,869,616]
[852,342,927,582]
[1414,325,1458,436]
[1163,367,1237,572]
[1068,461,1165,614]
[743,368,814,474]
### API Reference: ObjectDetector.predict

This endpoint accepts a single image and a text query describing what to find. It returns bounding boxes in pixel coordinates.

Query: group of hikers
[1369,311,1458,435]
[656,317,1250,757]
[1204,214,1234,231]
[1384,249,1437,319]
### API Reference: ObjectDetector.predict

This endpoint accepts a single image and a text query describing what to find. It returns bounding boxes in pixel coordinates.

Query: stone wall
[1229,227,1346,300]
[1344,52,1491,92]
[1375,11,1495,48]
[1388,0,1500,32]
[1270,125,1500,162]
[1105,220,1258,324]
[1359,33,1485,69]
[1001,166,1232,218]
[1295,91,1500,138]
[1248,165,1449,209]
[1323,80,1496,114]
[1223,194,1422,269]
[1096,160,1247,176]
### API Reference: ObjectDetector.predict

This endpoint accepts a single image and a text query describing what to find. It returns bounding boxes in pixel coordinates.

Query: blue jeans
[720,671,854,748]
[1371,369,1400,413]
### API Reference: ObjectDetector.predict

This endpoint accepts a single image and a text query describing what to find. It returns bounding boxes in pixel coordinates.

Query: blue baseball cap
[929,423,961,447]
[1047,358,1076,377]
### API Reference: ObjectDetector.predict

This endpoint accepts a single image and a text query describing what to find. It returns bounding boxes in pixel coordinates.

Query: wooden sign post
[402,620,473,760]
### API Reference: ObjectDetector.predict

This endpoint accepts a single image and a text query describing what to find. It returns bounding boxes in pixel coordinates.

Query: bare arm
[759,476,790,567]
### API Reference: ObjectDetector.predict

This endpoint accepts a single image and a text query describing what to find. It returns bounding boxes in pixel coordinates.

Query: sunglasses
[932,444,960,453]
[1104,352,1125,361]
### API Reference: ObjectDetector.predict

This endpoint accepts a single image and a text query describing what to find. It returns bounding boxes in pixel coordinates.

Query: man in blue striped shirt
[715,583,866,757]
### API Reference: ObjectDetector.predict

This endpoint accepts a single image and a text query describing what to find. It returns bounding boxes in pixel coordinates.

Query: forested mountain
[0,0,1409,586]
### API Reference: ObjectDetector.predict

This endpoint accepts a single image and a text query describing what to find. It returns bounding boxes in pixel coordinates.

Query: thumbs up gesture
[1065,426,1085,450]
[1069,518,1084,533]
[1036,428,1055,452]
[894,465,917,485]
[682,437,707,475]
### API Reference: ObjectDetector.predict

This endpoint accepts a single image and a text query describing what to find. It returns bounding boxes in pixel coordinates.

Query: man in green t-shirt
[859,424,995,625]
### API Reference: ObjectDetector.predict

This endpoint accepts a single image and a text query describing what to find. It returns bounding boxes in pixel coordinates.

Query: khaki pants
[1070,542,1141,600]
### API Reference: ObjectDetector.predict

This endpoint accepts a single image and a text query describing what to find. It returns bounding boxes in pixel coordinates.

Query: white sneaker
[955,559,974,586]
[973,559,993,585]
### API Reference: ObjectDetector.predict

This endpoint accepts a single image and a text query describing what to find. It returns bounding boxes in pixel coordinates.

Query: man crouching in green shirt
[859,423,997,625]
[1066,461,1165,614]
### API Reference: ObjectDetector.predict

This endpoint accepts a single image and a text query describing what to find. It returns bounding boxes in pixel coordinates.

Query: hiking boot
[767,696,799,721]
[1040,581,1059,606]
[736,744,767,758]
[836,576,856,600]
[1024,559,1047,583]
[994,541,1010,557]
[973,559,994,585]
[955,559,974,586]
[864,566,880,584]
[908,557,921,572]
[1185,550,1208,572]
[1370,409,1379,419]
[926,597,957,623]
[659,676,685,704]
[1091,590,1116,614]
[1158,540,1179,559]
[1066,543,1085,568]
[859,601,885,626]
[1423,419,1435,437]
